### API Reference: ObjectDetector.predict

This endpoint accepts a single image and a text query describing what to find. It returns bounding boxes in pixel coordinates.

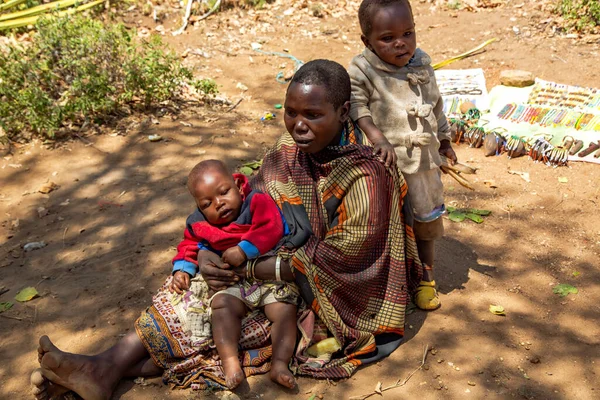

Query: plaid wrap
[252,121,422,378]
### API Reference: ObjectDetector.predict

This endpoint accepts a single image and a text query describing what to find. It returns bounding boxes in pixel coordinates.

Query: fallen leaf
[15,287,38,302]
[307,395,317,400]
[0,302,13,313]
[572,271,580,277]
[239,166,253,176]
[448,211,466,222]
[558,177,568,183]
[552,283,578,297]
[374,381,382,394]
[242,160,263,169]
[242,140,250,148]
[446,206,457,212]
[465,213,484,223]
[468,208,492,216]
[489,305,506,316]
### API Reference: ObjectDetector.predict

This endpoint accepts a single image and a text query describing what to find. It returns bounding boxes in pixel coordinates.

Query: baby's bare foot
[222,357,245,389]
[31,369,71,400]
[36,336,118,400]
[270,361,296,389]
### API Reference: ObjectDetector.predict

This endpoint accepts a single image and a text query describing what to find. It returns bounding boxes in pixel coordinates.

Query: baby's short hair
[187,159,230,194]
[358,0,413,37]
[290,59,350,109]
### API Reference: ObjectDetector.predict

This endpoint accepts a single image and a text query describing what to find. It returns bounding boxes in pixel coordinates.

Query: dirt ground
[1,0,599,399]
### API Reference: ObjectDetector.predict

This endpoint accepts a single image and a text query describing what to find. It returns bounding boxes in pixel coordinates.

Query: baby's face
[192,170,243,226]
[362,2,417,68]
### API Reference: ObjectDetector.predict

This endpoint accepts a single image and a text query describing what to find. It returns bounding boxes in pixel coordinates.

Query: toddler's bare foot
[31,369,71,400]
[36,335,119,400]
[270,360,296,389]
[222,356,245,389]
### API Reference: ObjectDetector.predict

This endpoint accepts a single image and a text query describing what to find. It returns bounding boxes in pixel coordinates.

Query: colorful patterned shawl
[252,121,422,378]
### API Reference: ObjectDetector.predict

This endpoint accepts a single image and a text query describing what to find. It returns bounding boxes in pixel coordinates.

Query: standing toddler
[350,0,457,310]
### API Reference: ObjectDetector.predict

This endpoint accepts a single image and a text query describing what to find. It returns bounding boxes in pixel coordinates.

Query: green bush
[556,0,600,32]
[0,15,216,140]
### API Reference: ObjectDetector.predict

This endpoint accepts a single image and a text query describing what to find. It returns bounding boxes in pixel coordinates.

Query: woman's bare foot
[31,369,71,400]
[35,336,119,400]
[270,360,296,389]
[221,356,245,389]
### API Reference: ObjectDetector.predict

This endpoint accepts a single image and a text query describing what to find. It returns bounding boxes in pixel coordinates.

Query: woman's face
[284,82,349,153]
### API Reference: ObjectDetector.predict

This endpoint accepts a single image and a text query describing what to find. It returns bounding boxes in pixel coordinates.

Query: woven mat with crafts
[480,79,600,165]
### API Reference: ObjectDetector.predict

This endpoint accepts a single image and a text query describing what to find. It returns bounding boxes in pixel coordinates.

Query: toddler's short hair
[358,0,413,37]
[290,59,350,109]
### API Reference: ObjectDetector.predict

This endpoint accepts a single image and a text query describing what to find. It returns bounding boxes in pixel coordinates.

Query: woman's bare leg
[211,293,248,389]
[31,332,156,400]
[264,302,297,389]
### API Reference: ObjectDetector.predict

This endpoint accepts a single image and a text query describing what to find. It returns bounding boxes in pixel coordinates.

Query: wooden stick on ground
[349,345,429,400]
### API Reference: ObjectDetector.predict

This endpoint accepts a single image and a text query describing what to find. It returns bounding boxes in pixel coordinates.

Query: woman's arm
[253,256,294,282]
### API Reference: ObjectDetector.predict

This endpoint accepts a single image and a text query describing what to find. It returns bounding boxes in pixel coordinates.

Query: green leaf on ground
[307,395,317,400]
[239,166,254,176]
[466,213,484,223]
[467,208,492,216]
[572,271,580,277]
[448,211,466,222]
[446,206,457,212]
[0,302,13,313]
[489,305,506,316]
[15,287,38,302]
[242,160,262,169]
[552,283,578,297]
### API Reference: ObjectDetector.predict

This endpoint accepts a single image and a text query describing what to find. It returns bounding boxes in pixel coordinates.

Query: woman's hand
[198,250,239,292]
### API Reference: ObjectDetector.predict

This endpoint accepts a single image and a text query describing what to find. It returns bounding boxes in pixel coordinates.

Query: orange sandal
[414,280,441,310]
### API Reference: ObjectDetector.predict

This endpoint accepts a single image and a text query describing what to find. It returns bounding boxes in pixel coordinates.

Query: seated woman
[31,59,422,400]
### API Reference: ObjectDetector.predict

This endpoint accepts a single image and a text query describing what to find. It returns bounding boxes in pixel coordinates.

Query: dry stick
[173,0,221,36]
[62,226,68,248]
[0,314,23,321]
[349,345,429,400]
[226,98,244,113]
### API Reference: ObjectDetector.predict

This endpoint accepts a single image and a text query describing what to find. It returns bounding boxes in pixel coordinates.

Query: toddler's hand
[170,271,191,294]
[372,137,397,168]
[222,246,247,268]
[439,140,458,165]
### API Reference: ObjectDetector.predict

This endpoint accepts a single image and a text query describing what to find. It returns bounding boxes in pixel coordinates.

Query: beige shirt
[349,48,451,174]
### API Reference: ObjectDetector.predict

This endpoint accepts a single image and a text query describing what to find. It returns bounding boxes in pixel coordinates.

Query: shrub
[0,15,216,140]
[556,0,600,32]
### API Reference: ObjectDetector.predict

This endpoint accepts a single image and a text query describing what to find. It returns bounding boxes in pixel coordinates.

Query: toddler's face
[362,2,417,68]
[284,82,349,154]
[192,169,243,226]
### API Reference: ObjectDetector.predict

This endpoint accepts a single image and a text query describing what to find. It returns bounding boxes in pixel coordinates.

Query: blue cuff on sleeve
[238,240,260,259]
[172,260,197,276]
[198,242,211,251]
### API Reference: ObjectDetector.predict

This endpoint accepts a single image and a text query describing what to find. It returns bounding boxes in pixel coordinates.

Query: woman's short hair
[290,59,351,109]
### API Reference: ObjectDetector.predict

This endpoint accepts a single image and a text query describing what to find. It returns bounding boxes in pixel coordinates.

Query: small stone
[500,70,535,87]
[530,357,541,364]
[468,381,476,386]
[236,82,248,91]
[38,182,59,194]
[431,348,438,355]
